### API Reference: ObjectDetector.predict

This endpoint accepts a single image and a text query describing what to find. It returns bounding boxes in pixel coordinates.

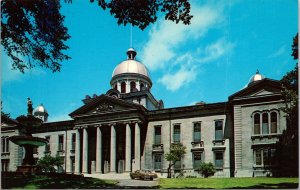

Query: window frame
[173,124,181,143]
[154,125,162,145]
[193,122,201,142]
[214,151,224,169]
[252,110,279,136]
[58,135,64,151]
[214,120,224,140]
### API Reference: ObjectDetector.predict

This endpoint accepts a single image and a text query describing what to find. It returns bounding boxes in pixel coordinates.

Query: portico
[69,94,147,174]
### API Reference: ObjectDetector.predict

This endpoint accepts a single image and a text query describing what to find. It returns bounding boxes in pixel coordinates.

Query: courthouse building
[1,48,287,177]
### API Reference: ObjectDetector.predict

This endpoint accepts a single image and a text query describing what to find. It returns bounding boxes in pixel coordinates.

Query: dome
[112,48,150,78]
[33,104,48,114]
[248,70,265,85]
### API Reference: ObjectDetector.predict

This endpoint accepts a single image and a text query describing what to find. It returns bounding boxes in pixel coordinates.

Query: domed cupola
[110,48,152,94]
[248,70,265,86]
[33,104,48,122]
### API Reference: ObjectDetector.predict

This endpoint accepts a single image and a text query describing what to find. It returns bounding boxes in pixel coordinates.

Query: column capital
[82,125,89,129]
[95,124,102,128]
[132,120,142,125]
[109,123,116,127]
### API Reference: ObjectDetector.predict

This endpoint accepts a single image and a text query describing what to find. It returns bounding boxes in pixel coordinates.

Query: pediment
[229,79,282,100]
[249,89,275,96]
[69,95,145,117]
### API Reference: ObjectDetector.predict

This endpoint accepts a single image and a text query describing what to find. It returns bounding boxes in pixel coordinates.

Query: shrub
[199,162,216,178]
[36,155,64,173]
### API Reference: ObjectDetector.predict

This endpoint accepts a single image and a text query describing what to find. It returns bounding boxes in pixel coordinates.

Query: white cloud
[158,53,197,91]
[140,1,235,91]
[158,68,197,91]
[141,2,224,71]
[268,45,286,58]
[198,38,234,63]
[2,54,22,82]
[2,53,46,83]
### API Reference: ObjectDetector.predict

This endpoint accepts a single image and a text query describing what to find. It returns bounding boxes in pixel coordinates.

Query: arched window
[254,113,260,135]
[262,113,269,134]
[271,112,277,133]
[121,82,126,93]
[114,84,117,90]
[130,81,136,92]
[140,83,144,91]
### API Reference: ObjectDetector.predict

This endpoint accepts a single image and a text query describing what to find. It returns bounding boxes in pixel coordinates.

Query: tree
[276,33,298,177]
[1,0,193,73]
[1,101,10,118]
[165,143,186,178]
[199,162,216,178]
[1,0,70,73]
[37,155,64,173]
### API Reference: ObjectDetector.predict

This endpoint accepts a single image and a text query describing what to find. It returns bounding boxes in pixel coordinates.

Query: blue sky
[2,0,298,121]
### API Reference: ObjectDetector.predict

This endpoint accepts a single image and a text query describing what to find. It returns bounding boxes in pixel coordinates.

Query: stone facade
[1,50,287,178]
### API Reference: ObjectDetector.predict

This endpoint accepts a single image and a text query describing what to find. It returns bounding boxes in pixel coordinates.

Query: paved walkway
[84,173,159,188]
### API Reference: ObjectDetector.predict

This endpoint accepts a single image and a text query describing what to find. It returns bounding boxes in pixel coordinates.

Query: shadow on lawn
[1,173,117,189]
[231,183,299,189]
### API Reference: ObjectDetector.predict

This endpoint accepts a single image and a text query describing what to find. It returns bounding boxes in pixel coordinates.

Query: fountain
[9,98,48,173]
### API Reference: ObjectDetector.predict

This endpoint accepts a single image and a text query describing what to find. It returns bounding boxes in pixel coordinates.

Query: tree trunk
[167,163,171,178]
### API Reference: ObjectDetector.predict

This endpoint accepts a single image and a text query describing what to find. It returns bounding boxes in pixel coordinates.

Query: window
[154,154,162,170]
[193,152,202,169]
[215,152,224,169]
[253,111,279,135]
[255,150,262,165]
[262,113,269,134]
[271,112,277,133]
[174,159,181,171]
[140,83,144,90]
[45,136,50,152]
[71,133,76,150]
[254,113,260,135]
[215,120,223,140]
[71,157,75,173]
[173,125,181,143]
[154,126,161,144]
[254,148,276,166]
[193,122,201,142]
[114,84,117,90]
[58,135,64,151]
[130,81,136,92]
[1,137,9,153]
[121,82,126,93]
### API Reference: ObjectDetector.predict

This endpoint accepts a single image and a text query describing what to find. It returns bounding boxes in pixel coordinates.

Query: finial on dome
[127,48,137,60]
[256,69,259,74]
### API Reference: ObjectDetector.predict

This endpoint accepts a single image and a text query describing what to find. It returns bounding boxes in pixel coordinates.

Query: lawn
[2,173,118,189]
[159,177,299,189]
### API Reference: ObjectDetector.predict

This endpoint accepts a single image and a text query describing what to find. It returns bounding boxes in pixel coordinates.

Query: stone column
[117,81,121,92]
[134,122,141,170]
[110,124,116,173]
[82,127,88,173]
[136,80,140,91]
[126,80,130,93]
[96,126,102,173]
[75,129,81,174]
[125,123,131,172]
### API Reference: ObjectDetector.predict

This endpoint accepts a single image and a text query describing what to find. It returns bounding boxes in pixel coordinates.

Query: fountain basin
[9,136,48,147]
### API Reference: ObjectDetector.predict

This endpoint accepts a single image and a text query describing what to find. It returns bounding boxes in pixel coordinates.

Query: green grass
[3,175,118,189]
[159,177,299,189]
